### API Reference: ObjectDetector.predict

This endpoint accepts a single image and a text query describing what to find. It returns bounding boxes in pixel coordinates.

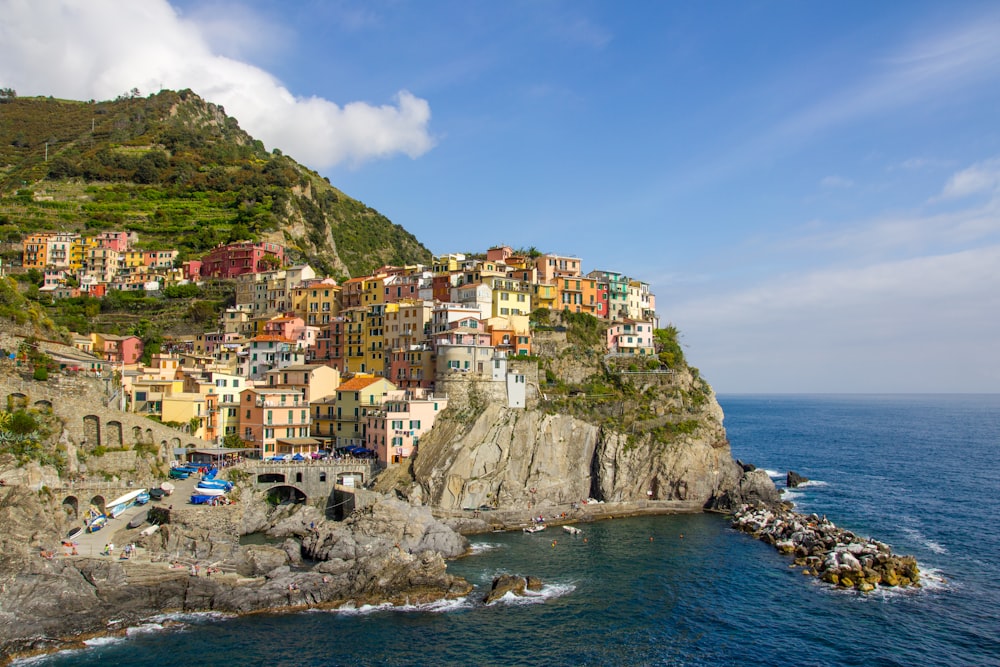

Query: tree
[0,87,16,102]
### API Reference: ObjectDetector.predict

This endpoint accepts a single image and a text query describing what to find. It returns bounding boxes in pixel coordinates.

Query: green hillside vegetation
[0,89,431,277]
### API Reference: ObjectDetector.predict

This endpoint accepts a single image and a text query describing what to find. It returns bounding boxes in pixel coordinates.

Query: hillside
[0,89,432,277]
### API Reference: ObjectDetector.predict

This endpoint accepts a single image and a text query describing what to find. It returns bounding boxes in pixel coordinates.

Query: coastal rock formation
[786,471,809,488]
[731,504,920,591]
[387,363,779,515]
[483,574,544,604]
[0,487,472,661]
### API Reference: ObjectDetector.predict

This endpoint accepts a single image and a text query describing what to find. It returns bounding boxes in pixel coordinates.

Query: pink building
[91,333,143,364]
[366,388,448,464]
[200,242,285,279]
[95,231,135,252]
[239,387,314,457]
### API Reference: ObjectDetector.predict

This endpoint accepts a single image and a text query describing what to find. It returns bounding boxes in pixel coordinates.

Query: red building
[200,242,285,279]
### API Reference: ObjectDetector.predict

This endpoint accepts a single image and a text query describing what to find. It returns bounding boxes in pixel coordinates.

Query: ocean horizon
[19,393,1000,667]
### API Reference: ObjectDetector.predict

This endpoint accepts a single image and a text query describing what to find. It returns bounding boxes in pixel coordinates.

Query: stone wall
[0,371,211,455]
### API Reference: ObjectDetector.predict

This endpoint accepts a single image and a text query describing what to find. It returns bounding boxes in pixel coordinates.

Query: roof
[337,375,385,391]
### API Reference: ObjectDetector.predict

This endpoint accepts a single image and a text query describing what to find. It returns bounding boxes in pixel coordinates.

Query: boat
[140,524,159,537]
[135,491,151,505]
[160,482,175,495]
[66,526,84,541]
[189,494,216,505]
[197,479,233,491]
[563,525,583,535]
[148,488,166,501]
[87,515,107,533]
[169,468,190,480]
[106,489,148,518]
[193,487,225,496]
[128,511,148,529]
[523,524,546,533]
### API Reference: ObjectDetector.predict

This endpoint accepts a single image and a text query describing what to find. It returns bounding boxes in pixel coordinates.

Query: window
[409,420,420,429]
[245,409,251,419]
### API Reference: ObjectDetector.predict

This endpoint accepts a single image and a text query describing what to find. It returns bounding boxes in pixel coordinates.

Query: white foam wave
[484,582,576,606]
[764,469,782,478]
[83,635,126,648]
[468,542,503,555]
[332,602,395,616]
[125,622,166,637]
[795,479,828,488]
[901,527,949,555]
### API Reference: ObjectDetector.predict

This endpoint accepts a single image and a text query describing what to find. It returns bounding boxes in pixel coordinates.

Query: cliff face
[389,351,778,514]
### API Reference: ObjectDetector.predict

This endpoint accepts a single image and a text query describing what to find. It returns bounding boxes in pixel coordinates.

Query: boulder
[484,574,542,604]
[786,471,809,488]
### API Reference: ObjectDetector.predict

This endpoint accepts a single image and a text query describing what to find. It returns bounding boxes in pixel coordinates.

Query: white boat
[563,525,582,535]
[106,489,148,518]
[523,524,546,533]
[160,482,175,495]
[140,524,160,537]
[194,487,225,497]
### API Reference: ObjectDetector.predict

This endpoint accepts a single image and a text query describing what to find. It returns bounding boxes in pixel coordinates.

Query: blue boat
[169,468,190,479]
[189,494,216,505]
[135,491,151,505]
[87,515,107,532]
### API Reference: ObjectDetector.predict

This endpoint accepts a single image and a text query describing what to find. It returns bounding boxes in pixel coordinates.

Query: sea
[18,394,1000,667]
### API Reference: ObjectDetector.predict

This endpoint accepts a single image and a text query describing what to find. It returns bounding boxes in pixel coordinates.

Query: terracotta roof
[337,376,384,391]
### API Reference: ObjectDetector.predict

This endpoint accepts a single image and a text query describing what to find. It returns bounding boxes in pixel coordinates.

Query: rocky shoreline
[731,503,921,591]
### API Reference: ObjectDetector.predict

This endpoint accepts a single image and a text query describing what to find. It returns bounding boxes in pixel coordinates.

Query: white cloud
[939,158,1000,199]
[0,0,435,169]
[672,245,1000,393]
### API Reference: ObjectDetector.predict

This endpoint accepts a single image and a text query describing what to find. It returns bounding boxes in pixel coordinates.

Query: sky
[2,0,1000,394]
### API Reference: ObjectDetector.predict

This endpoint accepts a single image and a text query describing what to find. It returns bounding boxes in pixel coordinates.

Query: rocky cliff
[377,324,779,516]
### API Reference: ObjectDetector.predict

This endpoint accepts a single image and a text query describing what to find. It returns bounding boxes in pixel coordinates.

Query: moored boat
[148,488,166,501]
[66,526,84,541]
[128,511,148,529]
[523,524,546,533]
[106,489,148,518]
[87,515,107,533]
[194,487,225,497]
[562,525,582,535]
[140,524,159,537]
[189,494,216,505]
[160,481,175,495]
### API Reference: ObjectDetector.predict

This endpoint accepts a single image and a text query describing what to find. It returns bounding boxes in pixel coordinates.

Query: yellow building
[488,276,532,318]
[291,278,341,326]
[329,374,396,448]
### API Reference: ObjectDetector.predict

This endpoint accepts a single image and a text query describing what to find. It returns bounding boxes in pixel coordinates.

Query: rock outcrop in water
[731,504,921,591]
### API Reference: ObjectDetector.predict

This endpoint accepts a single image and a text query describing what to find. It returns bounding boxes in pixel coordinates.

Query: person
[102,543,110,556]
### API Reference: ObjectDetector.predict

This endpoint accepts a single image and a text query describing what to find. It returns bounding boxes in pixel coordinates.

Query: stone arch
[83,415,101,448]
[132,426,143,444]
[145,428,154,444]
[170,437,180,449]
[257,473,285,484]
[34,399,53,411]
[8,392,28,409]
[265,484,307,504]
[106,421,123,448]
[62,495,79,519]
[89,495,106,513]
[295,471,303,483]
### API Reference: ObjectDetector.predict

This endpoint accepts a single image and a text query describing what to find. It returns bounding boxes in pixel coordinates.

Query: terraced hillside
[0,89,432,277]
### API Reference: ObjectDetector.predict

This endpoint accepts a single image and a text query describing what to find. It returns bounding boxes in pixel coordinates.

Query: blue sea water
[21,394,1000,667]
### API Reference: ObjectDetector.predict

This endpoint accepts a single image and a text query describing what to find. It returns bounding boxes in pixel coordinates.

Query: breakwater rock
[731,504,920,592]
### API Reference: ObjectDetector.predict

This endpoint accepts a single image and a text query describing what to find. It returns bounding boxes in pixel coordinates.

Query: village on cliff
[14,232,661,466]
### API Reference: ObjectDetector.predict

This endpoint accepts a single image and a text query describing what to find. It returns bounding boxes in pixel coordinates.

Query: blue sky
[2,0,999,393]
